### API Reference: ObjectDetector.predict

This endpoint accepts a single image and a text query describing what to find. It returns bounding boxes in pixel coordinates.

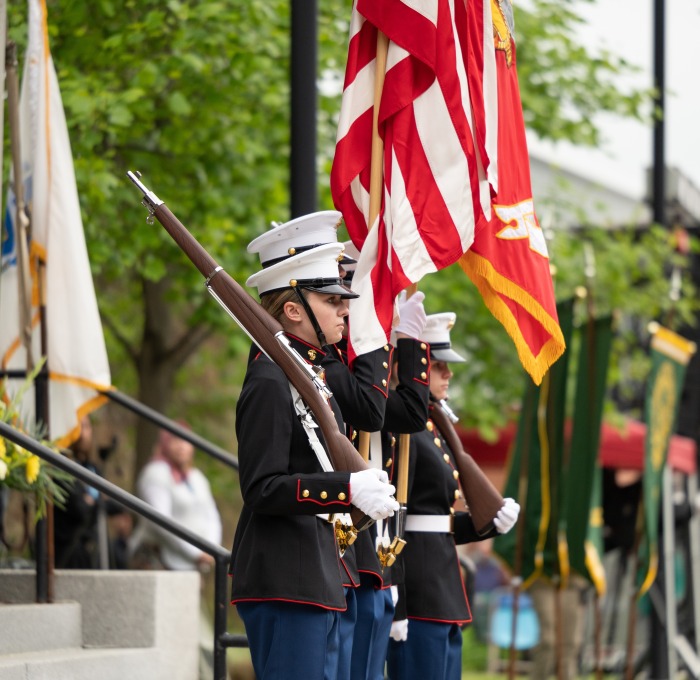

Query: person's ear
[283,300,303,324]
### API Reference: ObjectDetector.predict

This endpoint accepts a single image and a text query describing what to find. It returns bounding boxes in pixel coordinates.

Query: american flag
[332,0,565,383]
[330,0,493,362]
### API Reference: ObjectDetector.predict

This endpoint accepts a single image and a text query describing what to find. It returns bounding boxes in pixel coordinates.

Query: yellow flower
[0,458,7,481]
[25,455,40,484]
[0,437,6,460]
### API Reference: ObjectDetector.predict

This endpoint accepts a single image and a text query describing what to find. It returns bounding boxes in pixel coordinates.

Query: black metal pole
[651,0,666,227]
[213,555,229,680]
[290,0,318,217]
[34,350,50,603]
[650,1,669,676]
[100,389,239,470]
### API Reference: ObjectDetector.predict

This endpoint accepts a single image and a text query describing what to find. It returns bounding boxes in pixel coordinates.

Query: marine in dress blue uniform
[386,313,519,680]
[247,216,397,679]
[329,245,432,680]
[230,243,398,680]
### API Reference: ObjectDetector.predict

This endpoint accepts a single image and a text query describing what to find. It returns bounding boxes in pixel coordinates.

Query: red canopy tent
[458,419,697,475]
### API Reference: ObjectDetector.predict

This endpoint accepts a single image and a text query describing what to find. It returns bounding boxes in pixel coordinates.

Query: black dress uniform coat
[395,399,497,623]
[326,338,430,587]
[230,338,358,610]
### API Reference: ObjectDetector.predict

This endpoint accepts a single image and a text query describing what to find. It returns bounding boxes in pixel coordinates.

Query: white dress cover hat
[247,211,356,267]
[421,312,466,363]
[246,242,358,299]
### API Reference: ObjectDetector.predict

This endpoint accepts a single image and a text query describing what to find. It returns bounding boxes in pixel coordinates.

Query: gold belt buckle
[331,515,357,556]
[376,535,407,570]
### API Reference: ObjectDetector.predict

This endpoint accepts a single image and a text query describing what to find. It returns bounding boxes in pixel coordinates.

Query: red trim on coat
[286,334,327,360]
[357,568,386,589]
[413,345,431,385]
[296,478,352,506]
[339,551,360,588]
[407,614,472,625]
[231,595,347,612]
[372,383,390,398]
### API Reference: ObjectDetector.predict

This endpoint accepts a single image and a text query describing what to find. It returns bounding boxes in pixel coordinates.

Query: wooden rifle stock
[429,402,504,536]
[128,173,372,530]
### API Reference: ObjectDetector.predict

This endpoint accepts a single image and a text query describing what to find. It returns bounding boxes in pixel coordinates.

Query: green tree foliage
[4,1,693,468]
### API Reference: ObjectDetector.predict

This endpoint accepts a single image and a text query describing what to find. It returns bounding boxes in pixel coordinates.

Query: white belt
[405,515,453,533]
[317,513,352,525]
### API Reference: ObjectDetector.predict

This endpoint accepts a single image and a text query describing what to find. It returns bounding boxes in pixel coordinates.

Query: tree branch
[102,313,139,366]
[165,322,215,369]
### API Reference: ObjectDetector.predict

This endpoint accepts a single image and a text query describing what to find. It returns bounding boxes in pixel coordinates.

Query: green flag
[494,299,575,586]
[562,314,613,595]
[637,325,696,595]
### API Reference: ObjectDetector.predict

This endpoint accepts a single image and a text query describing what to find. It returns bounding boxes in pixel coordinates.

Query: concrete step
[0,647,162,680]
[0,602,82,655]
[0,570,200,680]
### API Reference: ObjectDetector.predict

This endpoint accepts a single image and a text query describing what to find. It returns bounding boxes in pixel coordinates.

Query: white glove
[394,291,427,339]
[493,497,520,534]
[349,469,400,520]
[390,585,399,606]
[390,619,409,642]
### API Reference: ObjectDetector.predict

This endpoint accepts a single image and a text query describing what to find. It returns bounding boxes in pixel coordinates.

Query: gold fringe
[638,551,658,598]
[54,393,110,449]
[459,251,566,385]
[584,541,607,596]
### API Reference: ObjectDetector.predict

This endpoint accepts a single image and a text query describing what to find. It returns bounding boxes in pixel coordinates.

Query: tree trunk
[134,277,177,473]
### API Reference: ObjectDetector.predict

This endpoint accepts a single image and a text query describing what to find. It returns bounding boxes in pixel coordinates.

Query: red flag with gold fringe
[459,3,564,385]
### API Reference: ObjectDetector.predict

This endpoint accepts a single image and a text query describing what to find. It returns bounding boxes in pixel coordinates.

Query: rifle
[429,399,504,536]
[127,171,373,531]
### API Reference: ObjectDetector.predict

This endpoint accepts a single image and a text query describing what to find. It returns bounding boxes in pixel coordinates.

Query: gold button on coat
[454,489,461,500]
[421,358,427,365]
[302,490,310,498]
[320,491,328,499]
[382,379,387,387]
[443,454,450,462]
[383,362,388,369]
[434,438,441,447]
[384,345,390,351]
[453,470,459,480]
[338,492,347,501]
[420,372,427,380]
[426,421,434,432]
[420,343,427,350]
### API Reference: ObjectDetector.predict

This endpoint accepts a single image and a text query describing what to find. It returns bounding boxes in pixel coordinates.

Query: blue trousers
[386,619,463,680]
[338,587,358,680]
[351,578,394,680]
[237,600,342,680]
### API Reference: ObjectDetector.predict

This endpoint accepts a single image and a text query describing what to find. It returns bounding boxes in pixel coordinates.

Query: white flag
[0,0,111,446]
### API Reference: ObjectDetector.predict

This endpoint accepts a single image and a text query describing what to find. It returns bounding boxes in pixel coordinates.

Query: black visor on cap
[291,276,359,299]
[429,342,466,363]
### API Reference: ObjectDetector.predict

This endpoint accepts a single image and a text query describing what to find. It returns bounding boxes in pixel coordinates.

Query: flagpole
[367,30,389,233]
[507,377,538,680]
[0,1,5,219]
[582,246,604,680]
[357,30,389,461]
[5,41,33,370]
[6,30,53,602]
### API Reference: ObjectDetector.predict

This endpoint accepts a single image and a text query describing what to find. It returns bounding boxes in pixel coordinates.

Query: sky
[526,0,700,201]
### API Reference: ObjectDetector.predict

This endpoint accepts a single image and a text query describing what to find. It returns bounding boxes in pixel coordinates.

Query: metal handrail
[100,388,239,470]
[0,420,233,680]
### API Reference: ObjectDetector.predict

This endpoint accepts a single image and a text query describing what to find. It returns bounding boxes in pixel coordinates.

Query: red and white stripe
[331,0,494,361]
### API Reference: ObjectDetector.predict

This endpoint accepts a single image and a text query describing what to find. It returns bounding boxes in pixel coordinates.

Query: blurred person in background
[129,424,222,572]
